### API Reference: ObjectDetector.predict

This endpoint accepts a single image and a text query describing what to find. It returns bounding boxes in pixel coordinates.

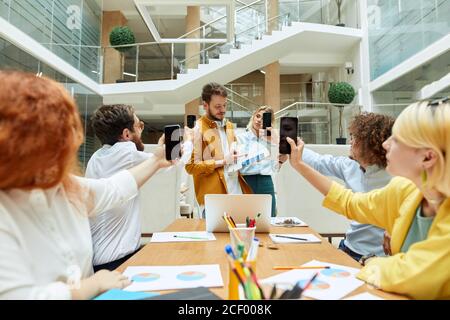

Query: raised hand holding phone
[164,125,182,161]
[279,117,298,154]
[262,112,272,137]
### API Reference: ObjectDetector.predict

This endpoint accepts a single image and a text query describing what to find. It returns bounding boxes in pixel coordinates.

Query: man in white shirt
[86,105,157,271]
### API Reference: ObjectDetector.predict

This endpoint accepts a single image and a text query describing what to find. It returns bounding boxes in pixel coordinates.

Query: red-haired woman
[0,70,172,299]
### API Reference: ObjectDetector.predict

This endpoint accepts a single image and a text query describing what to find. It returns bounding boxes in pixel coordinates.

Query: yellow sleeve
[184,153,216,176]
[358,223,450,299]
[322,177,416,233]
[184,139,216,176]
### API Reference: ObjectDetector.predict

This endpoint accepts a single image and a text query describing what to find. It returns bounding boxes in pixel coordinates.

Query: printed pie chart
[176,271,207,281]
[298,279,330,290]
[132,273,160,282]
[320,268,351,278]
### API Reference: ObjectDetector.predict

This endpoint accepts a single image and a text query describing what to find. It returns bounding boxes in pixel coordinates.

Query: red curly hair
[0,70,84,191]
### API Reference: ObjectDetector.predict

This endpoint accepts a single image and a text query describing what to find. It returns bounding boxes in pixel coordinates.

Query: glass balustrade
[274,101,362,144]
[1,0,360,83]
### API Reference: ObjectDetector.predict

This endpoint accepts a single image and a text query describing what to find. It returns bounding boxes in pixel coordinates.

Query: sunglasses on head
[428,96,449,107]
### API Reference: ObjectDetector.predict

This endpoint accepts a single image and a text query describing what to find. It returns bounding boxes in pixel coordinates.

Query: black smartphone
[279,117,298,154]
[262,112,272,136]
[187,115,196,129]
[164,124,181,160]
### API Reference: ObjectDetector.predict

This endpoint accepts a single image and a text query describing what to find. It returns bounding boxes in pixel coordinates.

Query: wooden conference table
[117,219,405,300]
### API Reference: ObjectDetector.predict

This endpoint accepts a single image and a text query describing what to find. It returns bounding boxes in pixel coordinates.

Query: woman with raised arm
[287,99,450,299]
[0,70,174,299]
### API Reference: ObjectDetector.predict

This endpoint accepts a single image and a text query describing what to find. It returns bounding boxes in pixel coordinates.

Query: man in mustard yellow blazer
[185,83,252,208]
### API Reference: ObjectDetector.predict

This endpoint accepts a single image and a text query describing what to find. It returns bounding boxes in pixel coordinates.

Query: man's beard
[206,108,224,122]
[132,135,145,151]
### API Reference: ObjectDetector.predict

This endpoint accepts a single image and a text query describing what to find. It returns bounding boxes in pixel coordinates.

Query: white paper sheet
[150,231,216,243]
[260,260,364,300]
[344,292,384,300]
[269,233,321,244]
[271,217,308,227]
[123,264,224,292]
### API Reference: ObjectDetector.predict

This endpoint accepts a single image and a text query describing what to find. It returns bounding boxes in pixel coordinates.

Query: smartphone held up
[164,125,182,161]
[279,117,298,154]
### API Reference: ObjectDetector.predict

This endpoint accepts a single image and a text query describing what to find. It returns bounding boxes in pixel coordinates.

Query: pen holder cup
[228,225,257,300]
[229,224,256,258]
[228,260,257,300]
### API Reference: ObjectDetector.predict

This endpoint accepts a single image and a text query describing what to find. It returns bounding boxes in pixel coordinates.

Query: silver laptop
[205,194,272,233]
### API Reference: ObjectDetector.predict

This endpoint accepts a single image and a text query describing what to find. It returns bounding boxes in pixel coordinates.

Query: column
[263,0,280,111]
[264,62,281,111]
[184,7,201,124]
[185,98,200,126]
[185,6,201,70]
[102,11,127,84]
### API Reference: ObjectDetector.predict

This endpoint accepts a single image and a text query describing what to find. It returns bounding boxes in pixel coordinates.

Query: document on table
[269,233,321,244]
[261,260,364,300]
[150,231,216,243]
[123,264,224,292]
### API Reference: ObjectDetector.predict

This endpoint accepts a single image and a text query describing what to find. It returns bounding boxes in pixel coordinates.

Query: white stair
[101,22,362,104]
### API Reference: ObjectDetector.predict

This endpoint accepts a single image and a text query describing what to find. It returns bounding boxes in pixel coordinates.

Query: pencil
[275,235,308,241]
[273,266,330,270]
[228,215,237,228]
[173,235,209,240]
[300,272,319,296]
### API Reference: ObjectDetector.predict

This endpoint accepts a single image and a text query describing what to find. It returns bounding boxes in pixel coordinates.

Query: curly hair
[0,70,83,191]
[348,112,395,168]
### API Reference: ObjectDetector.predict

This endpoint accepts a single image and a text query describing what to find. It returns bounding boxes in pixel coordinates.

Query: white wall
[274,144,351,234]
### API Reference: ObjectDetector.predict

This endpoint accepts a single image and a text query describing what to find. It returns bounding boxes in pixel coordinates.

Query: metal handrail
[179,12,289,66]
[237,13,289,36]
[275,101,362,116]
[178,42,221,65]
[225,86,260,109]
[227,98,253,115]
[373,103,412,107]
[177,0,265,40]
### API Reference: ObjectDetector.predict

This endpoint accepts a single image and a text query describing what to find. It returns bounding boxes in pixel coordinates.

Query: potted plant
[335,0,345,27]
[328,82,356,144]
[109,26,136,83]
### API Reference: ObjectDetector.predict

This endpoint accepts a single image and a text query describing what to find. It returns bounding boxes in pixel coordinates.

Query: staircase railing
[29,1,359,83]
[225,86,261,111]
[274,101,362,144]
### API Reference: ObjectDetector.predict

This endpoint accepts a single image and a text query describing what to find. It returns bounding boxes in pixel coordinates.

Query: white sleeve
[180,140,194,165]
[134,150,153,164]
[76,170,139,217]
[0,208,71,300]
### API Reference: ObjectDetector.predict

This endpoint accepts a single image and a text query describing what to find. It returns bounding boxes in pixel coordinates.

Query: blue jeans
[338,239,363,262]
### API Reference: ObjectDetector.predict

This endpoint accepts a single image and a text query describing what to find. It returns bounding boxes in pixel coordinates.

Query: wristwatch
[359,254,376,266]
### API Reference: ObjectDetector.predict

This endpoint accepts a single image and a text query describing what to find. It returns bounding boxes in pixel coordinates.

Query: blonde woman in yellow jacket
[286,98,450,300]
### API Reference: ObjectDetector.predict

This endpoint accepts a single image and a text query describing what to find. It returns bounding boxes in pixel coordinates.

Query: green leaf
[109,26,136,52]
[328,82,356,105]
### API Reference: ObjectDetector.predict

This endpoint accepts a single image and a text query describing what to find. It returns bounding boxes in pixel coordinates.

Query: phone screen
[164,125,181,160]
[187,115,196,129]
[279,117,298,154]
[262,112,272,136]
